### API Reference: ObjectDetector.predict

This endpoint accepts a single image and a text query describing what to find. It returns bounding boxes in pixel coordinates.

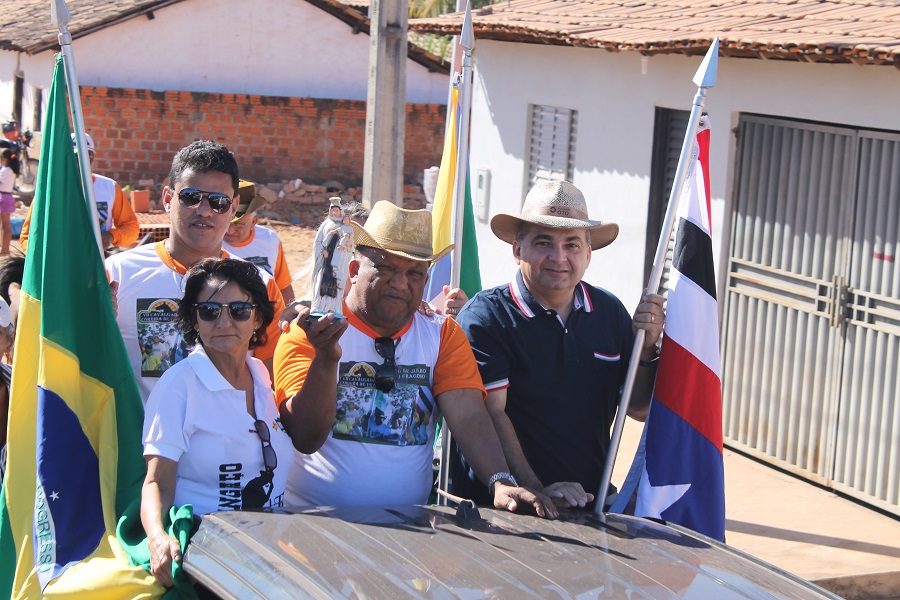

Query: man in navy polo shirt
[453,180,665,508]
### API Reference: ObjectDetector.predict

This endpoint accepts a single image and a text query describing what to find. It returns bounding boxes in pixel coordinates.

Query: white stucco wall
[9,0,446,105]
[0,51,51,142]
[468,41,900,312]
[0,52,16,123]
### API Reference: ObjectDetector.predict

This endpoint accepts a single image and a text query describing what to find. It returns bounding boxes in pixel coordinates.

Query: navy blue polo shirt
[457,270,634,497]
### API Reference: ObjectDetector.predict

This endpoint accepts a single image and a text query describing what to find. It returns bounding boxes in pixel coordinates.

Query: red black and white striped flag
[612,118,725,540]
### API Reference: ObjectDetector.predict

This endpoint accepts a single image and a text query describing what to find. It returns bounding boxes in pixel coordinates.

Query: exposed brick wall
[79,87,446,190]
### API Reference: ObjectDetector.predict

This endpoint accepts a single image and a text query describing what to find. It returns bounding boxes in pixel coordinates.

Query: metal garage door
[722,115,900,514]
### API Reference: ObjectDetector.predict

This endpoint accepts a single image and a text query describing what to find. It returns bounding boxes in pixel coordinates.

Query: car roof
[183,504,840,599]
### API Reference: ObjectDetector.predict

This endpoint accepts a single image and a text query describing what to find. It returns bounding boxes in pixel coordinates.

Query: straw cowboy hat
[232,180,268,222]
[351,201,453,263]
[490,180,619,250]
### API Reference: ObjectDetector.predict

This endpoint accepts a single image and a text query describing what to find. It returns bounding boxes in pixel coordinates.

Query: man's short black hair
[168,140,239,197]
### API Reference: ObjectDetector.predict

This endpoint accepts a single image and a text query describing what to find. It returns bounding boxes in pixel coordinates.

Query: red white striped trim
[509,278,535,318]
[485,379,510,391]
[579,282,594,312]
[593,352,620,362]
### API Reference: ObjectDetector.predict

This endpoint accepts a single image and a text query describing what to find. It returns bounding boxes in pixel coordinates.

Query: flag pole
[595,38,719,518]
[448,1,473,289]
[52,0,104,259]
[437,3,473,502]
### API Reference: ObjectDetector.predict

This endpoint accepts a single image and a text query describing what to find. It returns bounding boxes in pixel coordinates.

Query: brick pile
[135,178,428,228]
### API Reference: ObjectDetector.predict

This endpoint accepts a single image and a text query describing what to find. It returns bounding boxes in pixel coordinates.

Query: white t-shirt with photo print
[105,241,285,405]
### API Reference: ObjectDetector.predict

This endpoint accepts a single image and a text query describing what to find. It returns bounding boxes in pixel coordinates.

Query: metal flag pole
[448,1,473,289]
[594,38,720,518]
[52,0,104,259]
[438,3,473,503]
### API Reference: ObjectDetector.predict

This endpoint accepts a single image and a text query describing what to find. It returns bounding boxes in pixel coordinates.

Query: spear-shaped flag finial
[51,0,71,28]
[460,1,474,52]
[692,36,719,88]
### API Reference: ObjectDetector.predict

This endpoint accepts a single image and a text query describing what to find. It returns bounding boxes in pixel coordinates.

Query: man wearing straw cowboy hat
[274,200,557,517]
[453,180,665,509]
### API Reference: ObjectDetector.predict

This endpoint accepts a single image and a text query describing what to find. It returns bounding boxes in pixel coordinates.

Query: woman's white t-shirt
[0,166,15,193]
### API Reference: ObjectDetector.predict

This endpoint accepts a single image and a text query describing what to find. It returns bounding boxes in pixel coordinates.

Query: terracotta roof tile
[410,0,900,66]
[0,0,172,53]
[0,0,448,73]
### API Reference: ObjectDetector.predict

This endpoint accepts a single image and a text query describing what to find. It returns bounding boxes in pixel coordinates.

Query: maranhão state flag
[612,118,725,541]
[0,54,160,598]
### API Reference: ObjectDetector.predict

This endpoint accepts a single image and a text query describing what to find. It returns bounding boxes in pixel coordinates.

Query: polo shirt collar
[186,344,268,391]
[509,270,594,319]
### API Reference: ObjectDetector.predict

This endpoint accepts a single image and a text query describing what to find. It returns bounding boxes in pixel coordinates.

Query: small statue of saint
[311,198,354,318]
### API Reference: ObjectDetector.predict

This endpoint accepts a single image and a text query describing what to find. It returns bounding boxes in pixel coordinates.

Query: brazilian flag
[0,55,160,598]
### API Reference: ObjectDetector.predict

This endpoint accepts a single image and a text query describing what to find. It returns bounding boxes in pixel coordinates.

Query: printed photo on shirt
[136,298,191,377]
[245,255,274,276]
[96,201,109,231]
[333,361,435,447]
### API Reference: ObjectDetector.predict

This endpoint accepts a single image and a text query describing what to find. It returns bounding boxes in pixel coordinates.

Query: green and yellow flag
[425,84,482,301]
[0,54,160,598]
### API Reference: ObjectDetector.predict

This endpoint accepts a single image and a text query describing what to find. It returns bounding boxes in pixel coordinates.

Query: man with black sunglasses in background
[106,140,285,404]
[274,201,557,518]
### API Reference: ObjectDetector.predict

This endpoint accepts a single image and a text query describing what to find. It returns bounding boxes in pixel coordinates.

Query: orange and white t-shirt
[21,174,139,251]
[274,308,485,506]
[223,225,292,292]
[106,241,285,404]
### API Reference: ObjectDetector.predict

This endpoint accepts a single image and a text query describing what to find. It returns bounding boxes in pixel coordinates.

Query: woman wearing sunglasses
[140,258,292,588]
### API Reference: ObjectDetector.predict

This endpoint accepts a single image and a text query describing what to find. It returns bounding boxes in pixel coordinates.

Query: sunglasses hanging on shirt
[373,336,398,393]
[241,419,277,510]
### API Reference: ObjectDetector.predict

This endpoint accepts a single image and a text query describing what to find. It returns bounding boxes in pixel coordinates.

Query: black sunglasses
[193,301,257,322]
[374,337,397,393]
[177,187,234,214]
[253,419,278,472]
[241,420,277,510]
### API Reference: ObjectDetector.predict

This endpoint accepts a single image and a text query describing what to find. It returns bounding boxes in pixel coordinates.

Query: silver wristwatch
[488,471,518,494]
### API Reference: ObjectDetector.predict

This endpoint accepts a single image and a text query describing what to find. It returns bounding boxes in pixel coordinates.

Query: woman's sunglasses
[193,301,257,322]
[241,420,277,510]
[253,419,278,472]
[177,188,234,214]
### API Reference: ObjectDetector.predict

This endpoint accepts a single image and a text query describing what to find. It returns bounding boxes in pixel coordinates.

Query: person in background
[223,180,295,302]
[140,258,292,589]
[453,180,665,509]
[0,297,15,486]
[274,200,557,517]
[20,133,140,252]
[0,149,19,255]
[0,252,23,325]
[106,140,285,404]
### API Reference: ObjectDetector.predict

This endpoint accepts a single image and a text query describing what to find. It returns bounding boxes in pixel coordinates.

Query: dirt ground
[8,207,324,286]
[264,222,319,281]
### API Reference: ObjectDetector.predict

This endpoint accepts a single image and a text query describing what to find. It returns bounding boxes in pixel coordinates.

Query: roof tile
[410,0,900,66]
